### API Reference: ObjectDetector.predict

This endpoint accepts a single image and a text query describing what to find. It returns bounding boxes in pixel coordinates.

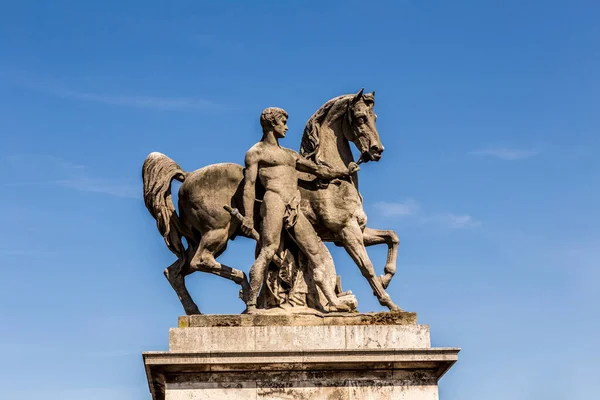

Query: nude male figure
[242,107,359,313]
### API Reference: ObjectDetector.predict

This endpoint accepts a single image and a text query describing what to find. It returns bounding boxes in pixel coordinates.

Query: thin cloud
[2,155,140,199]
[54,89,215,111]
[374,199,480,230]
[374,199,420,217]
[56,178,140,199]
[470,147,539,160]
[420,213,481,229]
[2,67,216,111]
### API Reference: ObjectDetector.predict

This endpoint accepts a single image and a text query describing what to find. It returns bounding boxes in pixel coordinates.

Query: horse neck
[318,117,355,171]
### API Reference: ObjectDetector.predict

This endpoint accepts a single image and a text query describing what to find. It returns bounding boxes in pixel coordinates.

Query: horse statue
[142,89,401,315]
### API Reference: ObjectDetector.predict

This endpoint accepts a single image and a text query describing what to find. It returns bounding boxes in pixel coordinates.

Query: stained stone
[141,91,459,399]
[180,311,417,328]
[144,314,459,400]
[142,90,401,316]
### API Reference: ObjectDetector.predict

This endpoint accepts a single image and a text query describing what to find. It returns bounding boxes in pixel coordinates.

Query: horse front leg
[340,220,402,312]
[363,227,399,289]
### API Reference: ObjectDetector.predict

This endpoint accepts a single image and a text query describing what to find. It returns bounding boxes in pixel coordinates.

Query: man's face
[273,115,288,139]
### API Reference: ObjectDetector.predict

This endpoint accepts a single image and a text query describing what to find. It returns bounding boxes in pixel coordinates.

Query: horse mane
[300,94,354,163]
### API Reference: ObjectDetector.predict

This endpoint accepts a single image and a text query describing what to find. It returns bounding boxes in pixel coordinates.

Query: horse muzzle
[364,145,384,162]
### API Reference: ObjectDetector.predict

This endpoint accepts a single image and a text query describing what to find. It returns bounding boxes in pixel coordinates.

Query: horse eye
[357,116,366,125]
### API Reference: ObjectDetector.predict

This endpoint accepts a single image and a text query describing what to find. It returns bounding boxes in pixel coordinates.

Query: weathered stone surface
[345,325,430,349]
[145,318,458,399]
[145,348,457,400]
[169,318,429,353]
[166,382,257,400]
[181,311,417,328]
[142,90,402,316]
[257,383,349,400]
[169,326,257,352]
[140,89,461,399]
[165,380,440,400]
[349,380,394,400]
[391,384,439,400]
[255,325,347,351]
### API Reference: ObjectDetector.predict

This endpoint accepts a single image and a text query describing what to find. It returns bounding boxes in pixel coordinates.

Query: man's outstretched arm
[295,153,359,180]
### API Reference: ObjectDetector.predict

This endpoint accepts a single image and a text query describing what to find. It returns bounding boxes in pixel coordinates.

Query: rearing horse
[142,89,401,314]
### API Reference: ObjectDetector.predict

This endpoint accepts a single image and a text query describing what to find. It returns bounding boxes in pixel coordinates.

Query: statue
[241,107,359,313]
[142,89,401,315]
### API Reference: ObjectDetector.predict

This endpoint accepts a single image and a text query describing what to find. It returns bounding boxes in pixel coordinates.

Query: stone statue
[241,107,359,313]
[142,89,402,315]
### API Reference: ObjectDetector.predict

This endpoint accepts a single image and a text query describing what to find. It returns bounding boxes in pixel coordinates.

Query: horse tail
[142,152,188,259]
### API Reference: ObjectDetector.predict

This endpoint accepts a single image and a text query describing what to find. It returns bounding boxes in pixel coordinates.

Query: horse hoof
[186,307,202,315]
[378,274,392,289]
[378,295,402,312]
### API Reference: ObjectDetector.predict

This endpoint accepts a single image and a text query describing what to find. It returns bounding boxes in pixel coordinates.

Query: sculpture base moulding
[143,312,459,400]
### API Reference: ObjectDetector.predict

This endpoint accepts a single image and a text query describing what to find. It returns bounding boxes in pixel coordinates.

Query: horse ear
[371,90,375,98]
[352,88,364,103]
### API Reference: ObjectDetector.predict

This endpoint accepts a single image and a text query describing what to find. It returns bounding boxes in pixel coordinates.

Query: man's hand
[241,216,254,237]
[347,162,360,175]
[333,162,360,179]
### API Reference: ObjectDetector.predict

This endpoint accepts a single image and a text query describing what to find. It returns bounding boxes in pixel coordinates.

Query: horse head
[300,89,384,167]
[343,88,384,162]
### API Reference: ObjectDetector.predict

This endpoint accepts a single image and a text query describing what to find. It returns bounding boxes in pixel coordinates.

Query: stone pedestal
[143,313,459,399]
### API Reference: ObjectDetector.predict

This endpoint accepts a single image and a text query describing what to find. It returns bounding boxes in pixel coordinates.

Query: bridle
[345,99,371,160]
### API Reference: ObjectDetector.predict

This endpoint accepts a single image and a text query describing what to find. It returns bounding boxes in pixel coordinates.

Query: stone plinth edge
[143,347,460,400]
[178,311,417,328]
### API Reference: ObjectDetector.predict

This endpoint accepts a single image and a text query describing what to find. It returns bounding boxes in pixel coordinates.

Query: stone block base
[143,313,459,399]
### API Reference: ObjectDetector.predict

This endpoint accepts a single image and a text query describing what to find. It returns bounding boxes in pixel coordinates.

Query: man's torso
[251,143,299,203]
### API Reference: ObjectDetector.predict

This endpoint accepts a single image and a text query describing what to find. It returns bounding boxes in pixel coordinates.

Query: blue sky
[0,1,598,399]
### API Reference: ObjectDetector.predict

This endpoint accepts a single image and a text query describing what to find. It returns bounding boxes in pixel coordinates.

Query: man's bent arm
[242,151,259,225]
[295,154,350,180]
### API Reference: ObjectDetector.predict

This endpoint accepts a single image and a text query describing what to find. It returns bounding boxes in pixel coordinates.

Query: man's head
[260,107,289,138]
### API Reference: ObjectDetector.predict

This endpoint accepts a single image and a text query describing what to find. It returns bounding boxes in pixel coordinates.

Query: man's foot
[326,302,352,313]
[243,305,271,315]
[243,303,257,314]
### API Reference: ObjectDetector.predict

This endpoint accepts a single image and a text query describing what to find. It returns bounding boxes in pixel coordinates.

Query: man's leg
[292,212,350,312]
[246,192,285,311]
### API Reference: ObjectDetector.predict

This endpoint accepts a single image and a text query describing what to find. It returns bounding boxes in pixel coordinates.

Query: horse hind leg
[189,227,250,304]
[164,244,201,315]
[362,227,400,289]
